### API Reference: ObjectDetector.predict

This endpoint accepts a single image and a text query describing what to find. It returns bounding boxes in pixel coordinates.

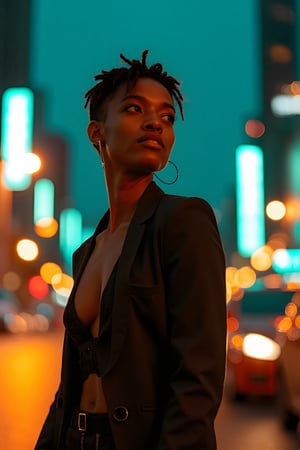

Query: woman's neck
[105,175,153,232]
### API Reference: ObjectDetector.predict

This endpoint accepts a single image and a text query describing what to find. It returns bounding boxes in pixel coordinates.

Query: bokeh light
[294,315,300,330]
[22,153,42,174]
[266,200,286,221]
[16,239,39,261]
[250,245,273,271]
[28,275,49,299]
[267,232,288,251]
[269,44,293,63]
[274,315,293,333]
[263,273,283,289]
[227,316,239,333]
[285,302,298,318]
[234,266,256,288]
[290,81,300,95]
[35,217,58,238]
[40,262,62,284]
[2,271,21,291]
[245,119,265,138]
[51,273,74,297]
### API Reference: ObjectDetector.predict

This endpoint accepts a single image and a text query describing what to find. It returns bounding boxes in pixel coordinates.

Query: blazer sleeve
[158,197,227,450]
[34,389,61,450]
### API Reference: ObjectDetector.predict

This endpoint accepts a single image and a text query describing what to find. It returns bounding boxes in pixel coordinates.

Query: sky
[29,0,261,235]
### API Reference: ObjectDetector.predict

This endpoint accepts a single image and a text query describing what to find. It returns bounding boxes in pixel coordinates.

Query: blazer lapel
[69,211,110,303]
[106,182,165,372]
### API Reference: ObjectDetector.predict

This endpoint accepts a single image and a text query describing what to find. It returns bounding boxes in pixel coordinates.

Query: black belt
[71,411,110,434]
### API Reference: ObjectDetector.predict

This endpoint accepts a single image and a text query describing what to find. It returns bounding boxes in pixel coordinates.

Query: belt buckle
[78,412,87,432]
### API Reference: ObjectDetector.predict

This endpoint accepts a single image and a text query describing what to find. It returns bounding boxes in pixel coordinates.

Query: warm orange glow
[285,302,298,318]
[231,334,243,349]
[250,245,273,271]
[226,280,232,303]
[227,316,239,333]
[285,198,300,221]
[2,271,21,291]
[287,281,300,290]
[230,286,244,301]
[269,44,293,63]
[275,316,293,333]
[0,332,63,449]
[290,81,300,95]
[266,200,286,221]
[234,266,256,288]
[263,274,283,289]
[245,120,265,138]
[16,239,39,261]
[294,315,300,329]
[267,233,288,250]
[51,273,74,296]
[35,217,58,238]
[226,266,238,284]
[40,262,62,284]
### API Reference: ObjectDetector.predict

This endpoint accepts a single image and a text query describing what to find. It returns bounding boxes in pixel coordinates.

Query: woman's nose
[142,117,162,133]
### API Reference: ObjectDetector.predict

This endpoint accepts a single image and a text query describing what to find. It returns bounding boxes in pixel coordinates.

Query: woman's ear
[87,121,105,152]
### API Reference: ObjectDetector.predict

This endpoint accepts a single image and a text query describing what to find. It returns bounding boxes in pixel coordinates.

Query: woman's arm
[158,197,227,450]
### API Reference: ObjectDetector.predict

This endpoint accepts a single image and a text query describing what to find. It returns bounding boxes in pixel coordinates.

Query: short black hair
[84,50,184,121]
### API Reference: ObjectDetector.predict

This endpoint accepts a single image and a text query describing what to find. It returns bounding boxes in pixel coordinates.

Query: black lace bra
[63,260,118,380]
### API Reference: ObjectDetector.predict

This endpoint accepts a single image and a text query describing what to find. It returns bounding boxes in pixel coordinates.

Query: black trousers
[64,412,115,450]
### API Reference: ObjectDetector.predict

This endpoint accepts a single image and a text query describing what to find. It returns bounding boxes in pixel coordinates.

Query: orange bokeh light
[234,266,256,288]
[250,245,273,271]
[245,120,265,138]
[35,218,58,238]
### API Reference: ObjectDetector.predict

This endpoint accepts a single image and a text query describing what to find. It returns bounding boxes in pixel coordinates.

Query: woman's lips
[137,134,164,148]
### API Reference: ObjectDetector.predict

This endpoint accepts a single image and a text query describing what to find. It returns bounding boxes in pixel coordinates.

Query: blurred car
[226,332,281,401]
[225,289,295,401]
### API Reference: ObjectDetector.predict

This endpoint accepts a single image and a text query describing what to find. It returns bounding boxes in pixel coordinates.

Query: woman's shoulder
[158,192,216,220]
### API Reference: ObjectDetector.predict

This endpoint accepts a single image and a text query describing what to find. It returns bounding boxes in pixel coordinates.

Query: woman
[35,50,227,450]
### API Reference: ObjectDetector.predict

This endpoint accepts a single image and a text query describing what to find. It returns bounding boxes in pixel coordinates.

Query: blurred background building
[0,0,300,333]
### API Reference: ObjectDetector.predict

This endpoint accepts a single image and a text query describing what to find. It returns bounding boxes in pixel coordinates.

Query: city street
[0,331,299,450]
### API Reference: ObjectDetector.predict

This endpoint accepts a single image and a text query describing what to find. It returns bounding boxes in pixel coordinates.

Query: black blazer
[35,181,227,450]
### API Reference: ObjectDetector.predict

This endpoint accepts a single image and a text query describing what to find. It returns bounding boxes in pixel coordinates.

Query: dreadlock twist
[84,50,184,121]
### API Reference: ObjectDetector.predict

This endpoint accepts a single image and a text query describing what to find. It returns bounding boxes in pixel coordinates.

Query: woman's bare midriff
[80,374,108,413]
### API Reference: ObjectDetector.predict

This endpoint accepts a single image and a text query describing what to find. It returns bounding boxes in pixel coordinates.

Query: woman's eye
[163,114,175,124]
[125,104,142,113]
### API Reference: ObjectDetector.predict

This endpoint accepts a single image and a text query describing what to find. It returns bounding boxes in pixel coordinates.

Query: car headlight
[242,333,281,361]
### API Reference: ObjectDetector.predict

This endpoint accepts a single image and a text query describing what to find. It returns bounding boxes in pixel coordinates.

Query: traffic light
[1,87,34,190]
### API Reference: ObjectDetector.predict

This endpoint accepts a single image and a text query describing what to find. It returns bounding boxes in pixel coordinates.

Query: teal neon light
[1,87,34,190]
[273,249,300,273]
[59,209,82,270]
[236,145,265,257]
[34,179,54,223]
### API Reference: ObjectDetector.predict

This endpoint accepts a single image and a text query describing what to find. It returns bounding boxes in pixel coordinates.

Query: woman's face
[94,77,176,178]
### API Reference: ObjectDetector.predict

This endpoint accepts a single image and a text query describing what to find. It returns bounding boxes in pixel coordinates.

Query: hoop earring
[154,160,178,185]
[98,140,105,168]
